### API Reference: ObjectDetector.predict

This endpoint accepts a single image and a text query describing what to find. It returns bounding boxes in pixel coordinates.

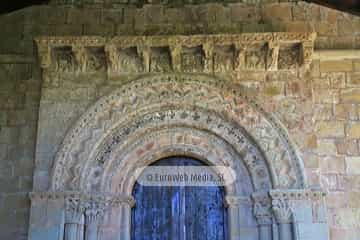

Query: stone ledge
[313,50,360,61]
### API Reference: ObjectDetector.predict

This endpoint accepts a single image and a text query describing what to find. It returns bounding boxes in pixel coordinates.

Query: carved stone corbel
[170,45,182,72]
[36,40,52,69]
[266,41,280,71]
[72,45,87,73]
[138,45,151,72]
[301,41,314,69]
[202,42,214,73]
[234,43,246,71]
[105,44,119,72]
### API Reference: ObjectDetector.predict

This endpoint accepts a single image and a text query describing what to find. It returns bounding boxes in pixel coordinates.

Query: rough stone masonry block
[354,60,360,72]
[320,60,353,73]
[315,121,345,138]
[341,89,360,103]
[261,3,292,22]
[348,192,360,208]
[230,4,259,23]
[346,157,360,174]
[316,139,337,156]
[347,123,360,139]
[3,193,30,210]
[294,223,329,240]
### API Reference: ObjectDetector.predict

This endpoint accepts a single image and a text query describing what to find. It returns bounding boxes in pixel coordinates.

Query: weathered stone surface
[341,89,360,103]
[2,1,360,239]
[316,139,338,156]
[346,123,360,139]
[335,139,359,156]
[335,104,358,121]
[347,72,360,86]
[315,121,345,138]
[346,157,360,174]
[326,192,347,208]
[320,60,353,72]
[320,156,345,173]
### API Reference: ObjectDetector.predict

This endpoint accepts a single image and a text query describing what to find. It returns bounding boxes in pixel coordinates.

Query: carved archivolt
[50,74,306,192]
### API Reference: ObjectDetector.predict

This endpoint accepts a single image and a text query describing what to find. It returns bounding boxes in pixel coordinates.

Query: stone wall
[0,0,360,239]
[0,56,40,239]
[1,1,360,56]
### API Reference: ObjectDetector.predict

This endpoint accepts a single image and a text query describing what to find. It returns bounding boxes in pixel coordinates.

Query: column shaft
[278,223,292,240]
[259,225,272,240]
[228,206,240,240]
[64,223,77,240]
[119,204,132,240]
[85,223,98,240]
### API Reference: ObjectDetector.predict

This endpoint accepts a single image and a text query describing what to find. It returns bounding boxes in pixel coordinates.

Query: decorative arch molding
[28,74,329,240]
[51,74,306,192]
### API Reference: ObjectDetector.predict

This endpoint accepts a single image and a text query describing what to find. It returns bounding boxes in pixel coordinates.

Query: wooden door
[132,156,228,240]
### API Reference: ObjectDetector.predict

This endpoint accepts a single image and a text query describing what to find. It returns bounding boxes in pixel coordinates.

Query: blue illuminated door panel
[131,157,227,240]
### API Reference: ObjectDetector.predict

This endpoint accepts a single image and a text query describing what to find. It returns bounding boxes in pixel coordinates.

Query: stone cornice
[35,33,316,73]
[29,191,135,207]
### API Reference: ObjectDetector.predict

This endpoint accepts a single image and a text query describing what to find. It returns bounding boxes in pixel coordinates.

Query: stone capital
[252,191,272,225]
[65,197,85,224]
[272,198,293,224]
[84,200,107,226]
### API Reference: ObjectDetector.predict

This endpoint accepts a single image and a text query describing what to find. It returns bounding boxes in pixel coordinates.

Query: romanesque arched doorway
[132,156,228,240]
[28,74,327,240]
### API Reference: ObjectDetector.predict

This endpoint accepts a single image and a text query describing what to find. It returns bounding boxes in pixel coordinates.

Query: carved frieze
[213,45,235,72]
[118,47,144,73]
[150,47,172,72]
[53,47,76,72]
[36,33,316,75]
[244,45,267,71]
[181,46,204,72]
[278,44,301,70]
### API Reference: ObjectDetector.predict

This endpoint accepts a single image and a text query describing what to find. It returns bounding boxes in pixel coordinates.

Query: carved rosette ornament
[35,33,316,75]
